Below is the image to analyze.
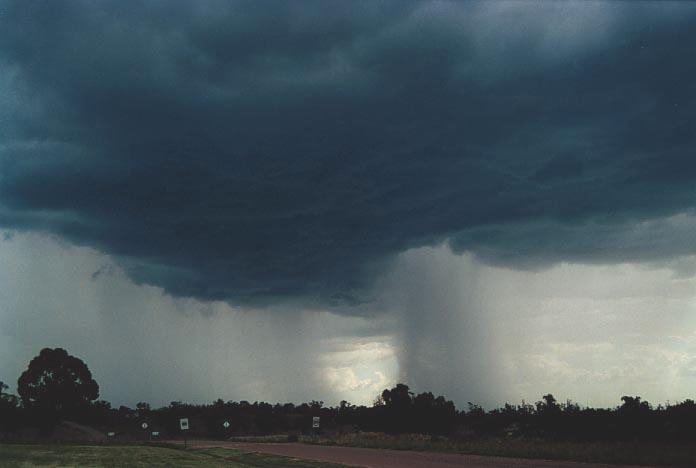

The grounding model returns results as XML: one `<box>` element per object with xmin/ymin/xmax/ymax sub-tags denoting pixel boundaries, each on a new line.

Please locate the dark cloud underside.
<box><xmin>2</xmin><ymin>1</ymin><xmax>696</xmax><ymax>305</ymax></box>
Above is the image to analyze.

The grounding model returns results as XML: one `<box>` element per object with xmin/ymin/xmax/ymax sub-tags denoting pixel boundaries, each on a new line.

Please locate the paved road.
<box><xmin>177</xmin><ymin>440</ymin><xmax>657</xmax><ymax>468</ymax></box>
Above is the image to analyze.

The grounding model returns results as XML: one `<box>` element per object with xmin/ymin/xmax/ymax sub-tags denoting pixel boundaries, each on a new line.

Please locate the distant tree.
<box><xmin>136</xmin><ymin>402</ymin><xmax>151</xmax><ymax>414</ymax></box>
<box><xmin>381</xmin><ymin>383</ymin><xmax>412</xmax><ymax>408</ymax></box>
<box><xmin>0</xmin><ymin>381</ymin><xmax>18</xmax><ymax>406</ymax></box>
<box><xmin>536</xmin><ymin>393</ymin><xmax>560</xmax><ymax>414</ymax></box>
<box><xmin>562</xmin><ymin>399</ymin><xmax>581</xmax><ymax>414</ymax></box>
<box><xmin>666</xmin><ymin>399</ymin><xmax>696</xmax><ymax>440</ymax></box>
<box><xmin>17</xmin><ymin>348</ymin><xmax>99</xmax><ymax>416</ymax></box>
<box><xmin>0</xmin><ymin>381</ymin><xmax>20</xmax><ymax>431</ymax></box>
<box><xmin>413</xmin><ymin>391</ymin><xmax>456</xmax><ymax>434</ymax></box>
<box><xmin>309</xmin><ymin>400</ymin><xmax>324</xmax><ymax>410</ymax></box>
<box><xmin>377</xmin><ymin>384</ymin><xmax>414</xmax><ymax>432</ymax></box>
<box><xmin>467</xmin><ymin>402</ymin><xmax>485</xmax><ymax>416</ymax></box>
<box><xmin>619</xmin><ymin>396</ymin><xmax>650</xmax><ymax>414</ymax></box>
<box><xmin>519</xmin><ymin>400</ymin><xmax>535</xmax><ymax>416</ymax></box>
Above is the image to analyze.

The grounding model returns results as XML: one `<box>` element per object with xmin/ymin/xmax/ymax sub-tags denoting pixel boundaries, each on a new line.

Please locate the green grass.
<box><xmin>301</xmin><ymin>433</ymin><xmax>696</xmax><ymax>466</ymax></box>
<box><xmin>0</xmin><ymin>444</ymin><xmax>345</xmax><ymax>467</ymax></box>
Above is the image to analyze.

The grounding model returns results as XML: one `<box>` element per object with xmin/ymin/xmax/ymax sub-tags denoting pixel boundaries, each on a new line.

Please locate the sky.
<box><xmin>2</xmin><ymin>0</ymin><xmax>696</xmax><ymax>409</ymax></box>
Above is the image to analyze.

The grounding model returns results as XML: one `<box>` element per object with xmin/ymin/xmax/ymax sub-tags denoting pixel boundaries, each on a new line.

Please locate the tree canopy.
<box><xmin>17</xmin><ymin>348</ymin><xmax>99</xmax><ymax>414</ymax></box>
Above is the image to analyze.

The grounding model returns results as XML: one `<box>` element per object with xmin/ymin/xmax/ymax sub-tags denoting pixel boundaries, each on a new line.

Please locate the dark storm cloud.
<box><xmin>2</xmin><ymin>1</ymin><xmax>696</xmax><ymax>305</ymax></box>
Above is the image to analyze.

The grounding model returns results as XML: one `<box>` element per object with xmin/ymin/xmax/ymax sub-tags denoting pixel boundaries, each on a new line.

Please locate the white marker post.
<box><xmin>312</xmin><ymin>416</ymin><xmax>320</xmax><ymax>435</ymax></box>
<box><xmin>180</xmin><ymin>418</ymin><xmax>190</xmax><ymax>448</ymax></box>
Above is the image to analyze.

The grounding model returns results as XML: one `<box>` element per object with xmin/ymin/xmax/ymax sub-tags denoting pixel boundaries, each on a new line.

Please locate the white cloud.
<box><xmin>319</xmin><ymin>337</ymin><xmax>397</xmax><ymax>404</ymax></box>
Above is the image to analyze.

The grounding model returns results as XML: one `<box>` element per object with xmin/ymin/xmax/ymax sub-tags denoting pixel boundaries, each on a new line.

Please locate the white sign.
<box><xmin>107</xmin><ymin>432</ymin><xmax>115</xmax><ymax>437</ymax></box>
<box><xmin>141</xmin><ymin>422</ymin><xmax>148</xmax><ymax>429</ymax></box>
<box><xmin>312</xmin><ymin>416</ymin><xmax>320</xmax><ymax>428</ymax></box>
<box><xmin>179</xmin><ymin>418</ymin><xmax>190</xmax><ymax>431</ymax></box>
<box><xmin>151</xmin><ymin>431</ymin><xmax>159</xmax><ymax>437</ymax></box>
<box><xmin>223</xmin><ymin>421</ymin><xmax>230</xmax><ymax>428</ymax></box>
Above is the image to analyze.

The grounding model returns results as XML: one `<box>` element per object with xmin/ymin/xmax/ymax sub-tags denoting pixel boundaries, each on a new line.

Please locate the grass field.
<box><xmin>301</xmin><ymin>433</ymin><xmax>696</xmax><ymax>466</ymax></box>
<box><xmin>0</xmin><ymin>444</ymin><xmax>346</xmax><ymax>467</ymax></box>
<box><xmin>228</xmin><ymin>435</ymin><xmax>292</xmax><ymax>443</ymax></box>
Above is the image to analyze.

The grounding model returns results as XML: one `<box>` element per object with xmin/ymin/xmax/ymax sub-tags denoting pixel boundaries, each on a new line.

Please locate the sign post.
<box><xmin>312</xmin><ymin>416</ymin><xmax>320</xmax><ymax>435</ymax></box>
<box><xmin>179</xmin><ymin>418</ymin><xmax>190</xmax><ymax>449</ymax></box>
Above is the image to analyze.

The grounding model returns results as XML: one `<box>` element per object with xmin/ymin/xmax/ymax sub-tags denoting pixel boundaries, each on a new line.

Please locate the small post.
<box><xmin>179</xmin><ymin>417</ymin><xmax>190</xmax><ymax>449</ymax></box>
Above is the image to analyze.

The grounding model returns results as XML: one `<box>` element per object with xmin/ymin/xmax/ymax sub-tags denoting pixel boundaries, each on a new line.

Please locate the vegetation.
<box><xmin>3</xmin><ymin>348</ymin><xmax>696</xmax><ymax>466</ymax></box>
<box><xmin>12</xmin><ymin>348</ymin><xmax>99</xmax><ymax>435</ymax></box>
<box><xmin>301</xmin><ymin>433</ymin><xmax>696</xmax><ymax>466</ymax></box>
<box><xmin>0</xmin><ymin>444</ymin><xmax>344</xmax><ymax>467</ymax></box>
<box><xmin>17</xmin><ymin>348</ymin><xmax>99</xmax><ymax>412</ymax></box>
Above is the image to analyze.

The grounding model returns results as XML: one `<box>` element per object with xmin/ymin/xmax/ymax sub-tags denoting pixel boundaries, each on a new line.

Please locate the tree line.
<box><xmin>2</xmin><ymin>348</ymin><xmax>696</xmax><ymax>441</ymax></box>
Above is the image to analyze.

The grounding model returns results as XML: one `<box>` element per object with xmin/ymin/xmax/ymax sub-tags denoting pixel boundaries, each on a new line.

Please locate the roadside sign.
<box><xmin>141</xmin><ymin>422</ymin><xmax>148</xmax><ymax>429</ymax></box>
<box><xmin>107</xmin><ymin>432</ymin><xmax>115</xmax><ymax>437</ymax></box>
<box><xmin>179</xmin><ymin>418</ymin><xmax>190</xmax><ymax>431</ymax></box>
<box><xmin>223</xmin><ymin>421</ymin><xmax>230</xmax><ymax>429</ymax></box>
<box><xmin>151</xmin><ymin>431</ymin><xmax>159</xmax><ymax>437</ymax></box>
<box><xmin>312</xmin><ymin>416</ymin><xmax>320</xmax><ymax>428</ymax></box>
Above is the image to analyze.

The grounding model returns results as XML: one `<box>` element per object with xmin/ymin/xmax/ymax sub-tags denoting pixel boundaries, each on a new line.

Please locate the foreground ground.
<box><xmin>0</xmin><ymin>440</ymin><xmax>687</xmax><ymax>467</ymax></box>
<box><xmin>226</xmin><ymin>434</ymin><xmax>695</xmax><ymax>467</ymax></box>
<box><xmin>0</xmin><ymin>444</ymin><xmax>347</xmax><ymax>467</ymax></box>
<box><xmin>178</xmin><ymin>440</ymin><xmax>663</xmax><ymax>468</ymax></box>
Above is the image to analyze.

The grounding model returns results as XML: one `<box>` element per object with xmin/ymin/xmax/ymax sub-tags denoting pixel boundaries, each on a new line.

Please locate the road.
<box><xmin>177</xmin><ymin>440</ymin><xmax>657</xmax><ymax>468</ymax></box>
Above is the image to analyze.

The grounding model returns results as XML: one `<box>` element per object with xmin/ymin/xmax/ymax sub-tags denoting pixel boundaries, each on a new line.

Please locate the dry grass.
<box><xmin>0</xmin><ymin>444</ymin><xmax>344</xmax><ymax>467</ymax></box>
<box><xmin>301</xmin><ymin>433</ymin><xmax>696</xmax><ymax>466</ymax></box>
<box><xmin>227</xmin><ymin>434</ymin><xmax>293</xmax><ymax>443</ymax></box>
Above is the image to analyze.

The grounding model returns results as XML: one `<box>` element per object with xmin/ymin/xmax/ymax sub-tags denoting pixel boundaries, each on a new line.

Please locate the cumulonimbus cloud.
<box><xmin>2</xmin><ymin>1</ymin><xmax>696</xmax><ymax>307</ymax></box>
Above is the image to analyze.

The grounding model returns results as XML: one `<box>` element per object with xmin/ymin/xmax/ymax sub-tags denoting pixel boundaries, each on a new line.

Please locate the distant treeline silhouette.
<box><xmin>2</xmin><ymin>348</ymin><xmax>696</xmax><ymax>441</ymax></box>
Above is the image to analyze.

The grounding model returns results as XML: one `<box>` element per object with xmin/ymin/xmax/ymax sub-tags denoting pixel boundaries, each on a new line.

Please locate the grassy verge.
<box><xmin>198</xmin><ymin>447</ymin><xmax>347</xmax><ymax>467</ymax></box>
<box><xmin>0</xmin><ymin>444</ymin><xmax>345</xmax><ymax>467</ymax></box>
<box><xmin>300</xmin><ymin>433</ymin><xmax>696</xmax><ymax>466</ymax></box>
<box><xmin>227</xmin><ymin>434</ymin><xmax>293</xmax><ymax>443</ymax></box>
